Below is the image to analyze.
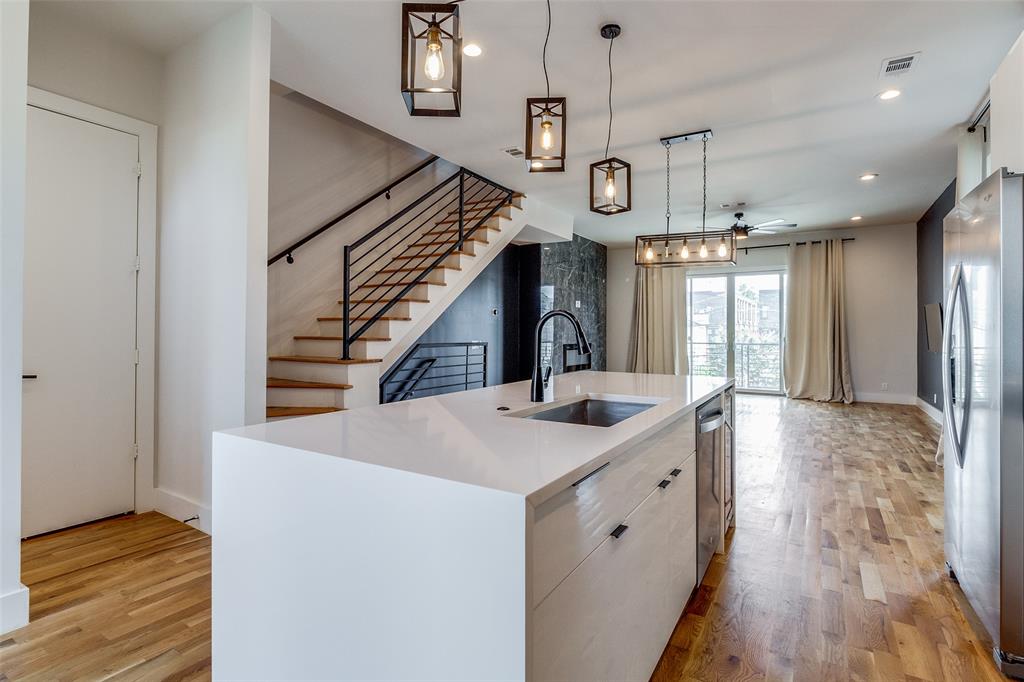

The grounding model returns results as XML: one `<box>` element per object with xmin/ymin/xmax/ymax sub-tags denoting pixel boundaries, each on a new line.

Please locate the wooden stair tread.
<box><xmin>392</xmin><ymin>250</ymin><xmax>468</xmax><ymax>261</ymax></box>
<box><xmin>317</xmin><ymin>314</ymin><xmax>413</xmax><ymax>321</ymax></box>
<box><xmin>342</xmin><ymin>296</ymin><xmax>429</xmax><ymax>304</ymax></box>
<box><xmin>267</xmin><ymin>377</ymin><xmax>353</xmax><ymax>390</ymax></box>
<box><xmin>295</xmin><ymin>335</ymin><xmax>390</xmax><ymax>342</ymax></box>
<box><xmin>378</xmin><ymin>264</ymin><xmax>461</xmax><ymax>274</ymax></box>
<box><xmin>414</xmin><ymin>235</ymin><xmax>488</xmax><ymax>247</ymax></box>
<box><xmin>360</xmin><ymin>281</ymin><xmax>447</xmax><ymax>289</ymax></box>
<box><xmin>267</xmin><ymin>406</ymin><xmax>343</xmax><ymax>418</ymax></box>
<box><xmin>425</xmin><ymin>223</ymin><xmax>501</xmax><ymax>234</ymax></box>
<box><xmin>269</xmin><ymin>355</ymin><xmax>382</xmax><ymax>365</ymax></box>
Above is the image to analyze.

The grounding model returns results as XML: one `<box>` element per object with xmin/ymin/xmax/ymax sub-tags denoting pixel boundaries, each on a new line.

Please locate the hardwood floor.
<box><xmin>0</xmin><ymin>512</ymin><xmax>210</xmax><ymax>681</ymax></box>
<box><xmin>652</xmin><ymin>395</ymin><xmax>1005</xmax><ymax>682</ymax></box>
<box><xmin>0</xmin><ymin>396</ymin><xmax>1005</xmax><ymax>681</ymax></box>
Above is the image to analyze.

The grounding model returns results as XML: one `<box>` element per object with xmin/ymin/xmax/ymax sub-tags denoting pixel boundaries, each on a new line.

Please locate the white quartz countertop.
<box><xmin>221</xmin><ymin>371</ymin><xmax>733</xmax><ymax>503</ymax></box>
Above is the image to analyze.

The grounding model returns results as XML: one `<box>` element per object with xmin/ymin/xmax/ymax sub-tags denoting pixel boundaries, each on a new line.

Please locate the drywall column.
<box><xmin>0</xmin><ymin>0</ymin><xmax>30</xmax><ymax>635</ymax></box>
<box><xmin>157</xmin><ymin>6</ymin><xmax>270</xmax><ymax>533</ymax></box>
<box><xmin>990</xmin><ymin>31</ymin><xmax>1024</xmax><ymax>174</ymax></box>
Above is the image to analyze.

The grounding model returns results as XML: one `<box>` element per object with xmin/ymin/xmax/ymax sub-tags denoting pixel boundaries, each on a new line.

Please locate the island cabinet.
<box><xmin>529</xmin><ymin>414</ymin><xmax>697</xmax><ymax>682</ymax></box>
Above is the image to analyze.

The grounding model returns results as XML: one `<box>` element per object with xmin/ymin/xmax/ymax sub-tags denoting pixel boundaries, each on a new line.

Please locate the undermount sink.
<box><xmin>518</xmin><ymin>397</ymin><xmax>657</xmax><ymax>428</ymax></box>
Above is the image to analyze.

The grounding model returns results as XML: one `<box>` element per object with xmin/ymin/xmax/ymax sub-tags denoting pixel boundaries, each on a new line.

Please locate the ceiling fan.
<box><xmin>730</xmin><ymin>212</ymin><xmax>797</xmax><ymax>239</ymax></box>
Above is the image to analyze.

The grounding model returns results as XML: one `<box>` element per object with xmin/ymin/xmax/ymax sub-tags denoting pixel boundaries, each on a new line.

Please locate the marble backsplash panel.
<box><xmin>541</xmin><ymin>234</ymin><xmax>607</xmax><ymax>374</ymax></box>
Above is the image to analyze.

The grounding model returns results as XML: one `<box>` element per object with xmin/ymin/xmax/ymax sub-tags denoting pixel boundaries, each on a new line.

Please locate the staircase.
<box><xmin>266</xmin><ymin>165</ymin><xmax>524</xmax><ymax>419</ymax></box>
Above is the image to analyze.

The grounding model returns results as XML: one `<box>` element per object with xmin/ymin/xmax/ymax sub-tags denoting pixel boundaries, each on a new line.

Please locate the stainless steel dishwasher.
<box><xmin>696</xmin><ymin>396</ymin><xmax>725</xmax><ymax>583</ymax></box>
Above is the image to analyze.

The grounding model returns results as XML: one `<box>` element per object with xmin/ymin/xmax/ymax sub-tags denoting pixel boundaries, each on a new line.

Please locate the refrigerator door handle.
<box><xmin>941</xmin><ymin>263</ymin><xmax>971</xmax><ymax>469</ymax></box>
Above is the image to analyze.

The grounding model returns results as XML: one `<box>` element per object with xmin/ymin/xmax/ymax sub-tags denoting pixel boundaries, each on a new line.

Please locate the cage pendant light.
<box><xmin>525</xmin><ymin>0</ymin><xmax>566</xmax><ymax>172</ymax></box>
<box><xmin>635</xmin><ymin>129</ymin><xmax>736</xmax><ymax>267</ymax></box>
<box><xmin>590</xmin><ymin>24</ymin><xmax>631</xmax><ymax>214</ymax></box>
<box><xmin>401</xmin><ymin>3</ymin><xmax>462</xmax><ymax>117</ymax></box>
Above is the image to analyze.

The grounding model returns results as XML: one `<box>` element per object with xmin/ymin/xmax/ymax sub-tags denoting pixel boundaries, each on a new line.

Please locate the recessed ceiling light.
<box><xmin>878</xmin><ymin>89</ymin><xmax>901</xmax><ymax>101</ymax></box>
<box><xmin>530</xmin><ymin>161</ymin><xmax>543</xmax><ymax>169</ymax></box>
<box><xmin>463</xmin><ymin>43</ymin><xmax>482</xmax><ymax>57</ymax></box>
<box><xmin>860</xmin><ymin>173</ymin><xmax>879</xmax><ymax>181</ymax></box>
<box><xmin>851</xmin><ymin>215</ymin><xmax>863</xmax><ymax>221</ymax></box>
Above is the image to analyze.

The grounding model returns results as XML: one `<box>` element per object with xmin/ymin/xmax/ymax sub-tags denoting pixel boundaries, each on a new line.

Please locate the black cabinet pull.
<box><xmin>610</xmin><ymin>524</ymin><xmax>629</xmax><ymax>539</ymax></box>
<box><xmin>571</xmin><ymin>462</ymin><xmax>610</xmax><ymax>487</ymax></box>
<box><xmin>669</xmin><ymin>468</ymin><xmax>681</xmax><ymax>477</ymax></box>
<box><xmin>658</xmin><ymin>479</ymin><xmax>671</xmax><ymax>489</ymax></box>
<box><xmin>22</xmin><ymin>374</ymin><xmax>37</xmax><ymax>379</ymax></box>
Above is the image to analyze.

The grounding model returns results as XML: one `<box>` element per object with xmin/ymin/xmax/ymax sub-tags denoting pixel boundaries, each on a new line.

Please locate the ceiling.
<box><xmin>266</xmin><ymin>1</ymin><xmax>1023</xmax><ymax>246</ymax></box>
<box><xmin>43</xmin><ymin>1</ymin><xmax>1024</xmax><ymax>246</ymax></box>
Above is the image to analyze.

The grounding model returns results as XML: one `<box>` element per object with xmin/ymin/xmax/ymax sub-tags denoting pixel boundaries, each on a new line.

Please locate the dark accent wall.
<box><xmin>401</xmin><ymin>235</ymin><xmax>608</xmax><ymax>391</ymax></box>
<box><xmin>917</xmin><ymin>179</ymin><xmax>956</xmax><ymax>411</ymax></box>
<box><xmin>410</xmin><ymin>246</ymin><xmax>530</xmax><ymax>386</ymax></box>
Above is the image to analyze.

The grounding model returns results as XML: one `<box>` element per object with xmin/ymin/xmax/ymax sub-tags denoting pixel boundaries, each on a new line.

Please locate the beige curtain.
<box><xmin>627</xmin><ymin>266</ymin><xmax>689</xmax><ymax>375</ymax></box>
<box><xmin>783</xmin><ymin>239</ymin><xmax>853</xmax><ymax>402</ymax></box>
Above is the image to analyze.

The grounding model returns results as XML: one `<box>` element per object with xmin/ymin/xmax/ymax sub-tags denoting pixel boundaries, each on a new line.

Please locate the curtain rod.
<box><xmin>740</xmin><ymin>237</ymin><xmax>855</xmax><ymax>253</ymax></box>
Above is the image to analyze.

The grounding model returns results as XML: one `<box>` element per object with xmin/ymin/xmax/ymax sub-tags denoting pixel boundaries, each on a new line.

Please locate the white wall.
<box><xmin>990</xmin><ymin>30</ymin><xmax>1024</xmax><ymax>175</ymax></box>
<box><xmin>267</xmin><ymin>84</ymin><xmax>453</xmax><ymax>355</ymax></box>
<box><xmin>27</xmin><ymin>1</ymin><xmax>163</xmax><ymax>125</ymax></box>
<box><xmin>157</xmin><ymin>6</ymin><xmax>271</xmax><ymax>532</ymax></box>
<box><xmin>0</xmin><ymin>0</ymin><xmax>30</xmax><ymax>635</ymax></box>
<box><xmin>607</xmin><ymin>224</ymin><xmax>919</xmax><ymax>403</ymax></box>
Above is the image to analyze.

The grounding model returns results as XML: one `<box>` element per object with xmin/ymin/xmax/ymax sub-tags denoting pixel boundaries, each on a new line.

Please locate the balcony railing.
<box><xmin>689</xmin><ymin>341</ymin><xmax>782</xmax><ymax>392</ymax></box>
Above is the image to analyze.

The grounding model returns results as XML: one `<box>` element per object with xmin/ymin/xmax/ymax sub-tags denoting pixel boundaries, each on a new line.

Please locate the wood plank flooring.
<box><xmin>652</xmin><ymin>396</ymin><xmax>1005</xmax><ymax>681</ymax></box>
<box><xmin>0</xmin><ymin>512</ymin><xmax>210</xmax><ymax>681</ymax></box>
<box><xmin>0</xmin><ymin>396</ymin><xmax>1006</xmax><ymax>681</ymax></box>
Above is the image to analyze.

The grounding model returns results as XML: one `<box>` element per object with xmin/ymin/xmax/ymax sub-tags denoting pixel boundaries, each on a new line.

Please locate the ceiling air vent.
<box><xmin>879</xmin><ymin>52</ymin><xmax>919</xmax><ymax>78</ymax></box>
<box><xmin>502</xmin><ymin>146</ymin><xmax>525</xmax><ymax>159</ymax></box>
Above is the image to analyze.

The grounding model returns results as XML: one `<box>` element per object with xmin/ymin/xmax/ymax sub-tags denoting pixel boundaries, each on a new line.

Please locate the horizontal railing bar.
<box><xmin>268</xmin><ymin>154</ymin><xmax>439</xmax><ymax>266</ymax></box>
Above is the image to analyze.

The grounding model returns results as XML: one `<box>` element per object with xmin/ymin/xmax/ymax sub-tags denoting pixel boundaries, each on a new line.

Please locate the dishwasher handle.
<box><xmin>699</xmin><ymin>410</ymin><xmax>725</xmax><ymax>433</ymax></box>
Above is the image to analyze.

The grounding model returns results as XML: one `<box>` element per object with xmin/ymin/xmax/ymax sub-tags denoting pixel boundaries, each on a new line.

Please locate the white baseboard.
<box><xmin>855</xmin><ymin>392</ymin><xmax>916</xmax><ymax>405</ymax></box>
<box><xmin>0</xmin><ymin>584</ymin><xmax>29</xmax><ymax>635</ymax></box>
<box><xmin>154</xmin><ymin>487</ymin><xmax>212</xmax><ymax>535</ymax></box>
<box><xmin>916</xmin><ymin>397</ymin><xmax>943</xmax><ymax>424</ymax></box>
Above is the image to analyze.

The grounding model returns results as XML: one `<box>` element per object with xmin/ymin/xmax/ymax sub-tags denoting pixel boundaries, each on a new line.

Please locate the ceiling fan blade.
<box><xmin>757</xmin><ymin>229</ymin><xmax>778</xmax><ymax>234</ymax></box>
<box><xmin>753</xmin><ymin>218</ymin><xmax>787</xmax><ymax>228</ymax></box>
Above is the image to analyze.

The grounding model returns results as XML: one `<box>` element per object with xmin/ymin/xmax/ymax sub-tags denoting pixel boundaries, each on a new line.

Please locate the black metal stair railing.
<box><xmin>380</xmin><ymin>342</ymin><xmax>487</xmax><ymax>403</ymax></box>
<box><xmin>342</xmin><ymin>167</ymin><xmax>513</xmax><ymax>359</ymax></box>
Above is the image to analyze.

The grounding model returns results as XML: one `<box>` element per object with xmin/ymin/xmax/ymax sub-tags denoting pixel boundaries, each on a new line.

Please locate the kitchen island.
<box><xmin>212</xmin><ymin>371</ymin><xmax>734</xmax><ymax>681</ymax></box>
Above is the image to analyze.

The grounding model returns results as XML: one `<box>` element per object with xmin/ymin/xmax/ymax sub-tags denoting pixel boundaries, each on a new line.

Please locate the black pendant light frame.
<box><xmin>590</xmin><ymin>23</ymin><xmax>631</xmax><ymax>214</ymax></box>
<box><xmin>401</xmin><ymin>3</ymin><xmax>463</xmax><ymax>117</ymax></box>
<box><xmin>525</xmin><ymin>0</ymin><xmax>567</xmax><ymax>172</ymax></box>
<box><xmin>635</xmin><ymin>128</ymin><xmax>737</xmax><ymax>267</ymax></box>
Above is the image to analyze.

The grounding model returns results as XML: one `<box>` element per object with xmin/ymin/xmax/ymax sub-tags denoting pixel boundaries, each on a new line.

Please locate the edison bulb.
<box><xmin>699</xmin><ymin>239</ymin><xmax>708</xmax><ymax>258</ymax></box>
<box><xmin>681</xmin><ymin>241</ymin><xmax>690</xmax><ymax>259</ymax></box>
<box><xmin>540</xmin><ymin>113</ymin><xmax>554</xmax><ymax>151</ymax></box>
<box><xmin>717</xmin><ymin>238</ymin><xmax>727</xmax><ymax>257</ymax></box>
<box><xmin>424</xmin><ymin>26</ymin><xmax>445</xmax><ymax>81</ymax></box>
<box><xmin>644</xmin><ymin>244</ymin><xmax>654</xmax><ymax>261</ymax></box>
<box><xmin>604</xmin><ymin>170</ymin><xmax>617</xmax><ymax>200</ymax></box>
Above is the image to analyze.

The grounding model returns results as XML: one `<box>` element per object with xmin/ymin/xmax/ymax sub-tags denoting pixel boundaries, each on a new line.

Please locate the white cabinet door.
<box><xmin>666</xmin><ymin>452</ymin><xmax>697</xmax><ymax>614</ymax></box>
<box><xmin>531</xmin><ymin>414</ymin><xmax>695</xmax><ymax>606</ymax></box>
<box><xmin>533</xmin><ymin>487</ymin><xmax>670</xmax><ymax>682</ymax></box>
<box><xmin>22</xmin><ymin>105</ymin><xmax>138</xmax><ymax>537</ymax></box>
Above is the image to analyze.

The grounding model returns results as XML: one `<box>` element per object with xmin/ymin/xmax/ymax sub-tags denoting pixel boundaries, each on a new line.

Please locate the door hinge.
<box><xmin>133</xmin><ymin>162</ymin><xmax>142</xmax><ymax>178</ymax></box>
<box><xmin>134</xmin><ymin>255</ymin><xmax>141</xmax><ymax>272</ymax></box>
<box><xmin>132</xmin><ymin>443</ymin><xmax>139</xmax><ymax>461</ymax></box>
<box><xmin>134</xmin><ymin>348</ymin><xmax>140</xmax><ymax>365</ymax></box>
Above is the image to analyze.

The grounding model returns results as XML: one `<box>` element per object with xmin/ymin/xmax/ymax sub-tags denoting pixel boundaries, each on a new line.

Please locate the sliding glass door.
<box><xmin>687</xmin><ymin>270</ymin><xmax>785</xmax><ymax>394</ymax></box>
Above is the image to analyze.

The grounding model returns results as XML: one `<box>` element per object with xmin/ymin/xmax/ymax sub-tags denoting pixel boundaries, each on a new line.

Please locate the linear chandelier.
<box><xmin>635</xmin><ymin>129</ymin><xmax>736</xmax><ymax>267</ymax></box>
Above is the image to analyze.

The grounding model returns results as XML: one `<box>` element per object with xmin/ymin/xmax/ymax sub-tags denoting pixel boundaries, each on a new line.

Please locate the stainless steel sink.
<box><xmin>520</xmin><ymin>398</ymin><xmax>655</xmax><ymax>427</ymax></box>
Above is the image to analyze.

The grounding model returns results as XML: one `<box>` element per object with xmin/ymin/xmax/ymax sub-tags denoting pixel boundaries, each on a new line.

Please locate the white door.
<box><xmin>22</xmin><ymin>105</ymin><xmax>139</xmax><ymax>537</ymax></box>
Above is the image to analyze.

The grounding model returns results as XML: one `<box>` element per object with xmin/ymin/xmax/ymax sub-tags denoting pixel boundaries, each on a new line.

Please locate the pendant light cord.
<box><xmin>665</xmin><ymin>142</ymin><xmax>671</xmax><ymax>234</ymax></box>
<box><xmin>542</xmin><ymin>0</ymin><xmax>551</xmax><ymax>99</ymax></box>
<box><xmin>701</xmin><ymin>134</ymin><xmax>708</xmax><ymax>234</ymax></box>
<box><xmin>604</xmin><ymin>35</ymin><xmax>615</xmax><ymax>160</ymax></box>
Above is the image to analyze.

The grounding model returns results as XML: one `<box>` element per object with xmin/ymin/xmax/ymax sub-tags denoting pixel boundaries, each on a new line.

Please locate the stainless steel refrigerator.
<box><xmin>943</xmin><ymin>168</ymin><xmax>1024</xmax><ymax>676</ymax></box>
